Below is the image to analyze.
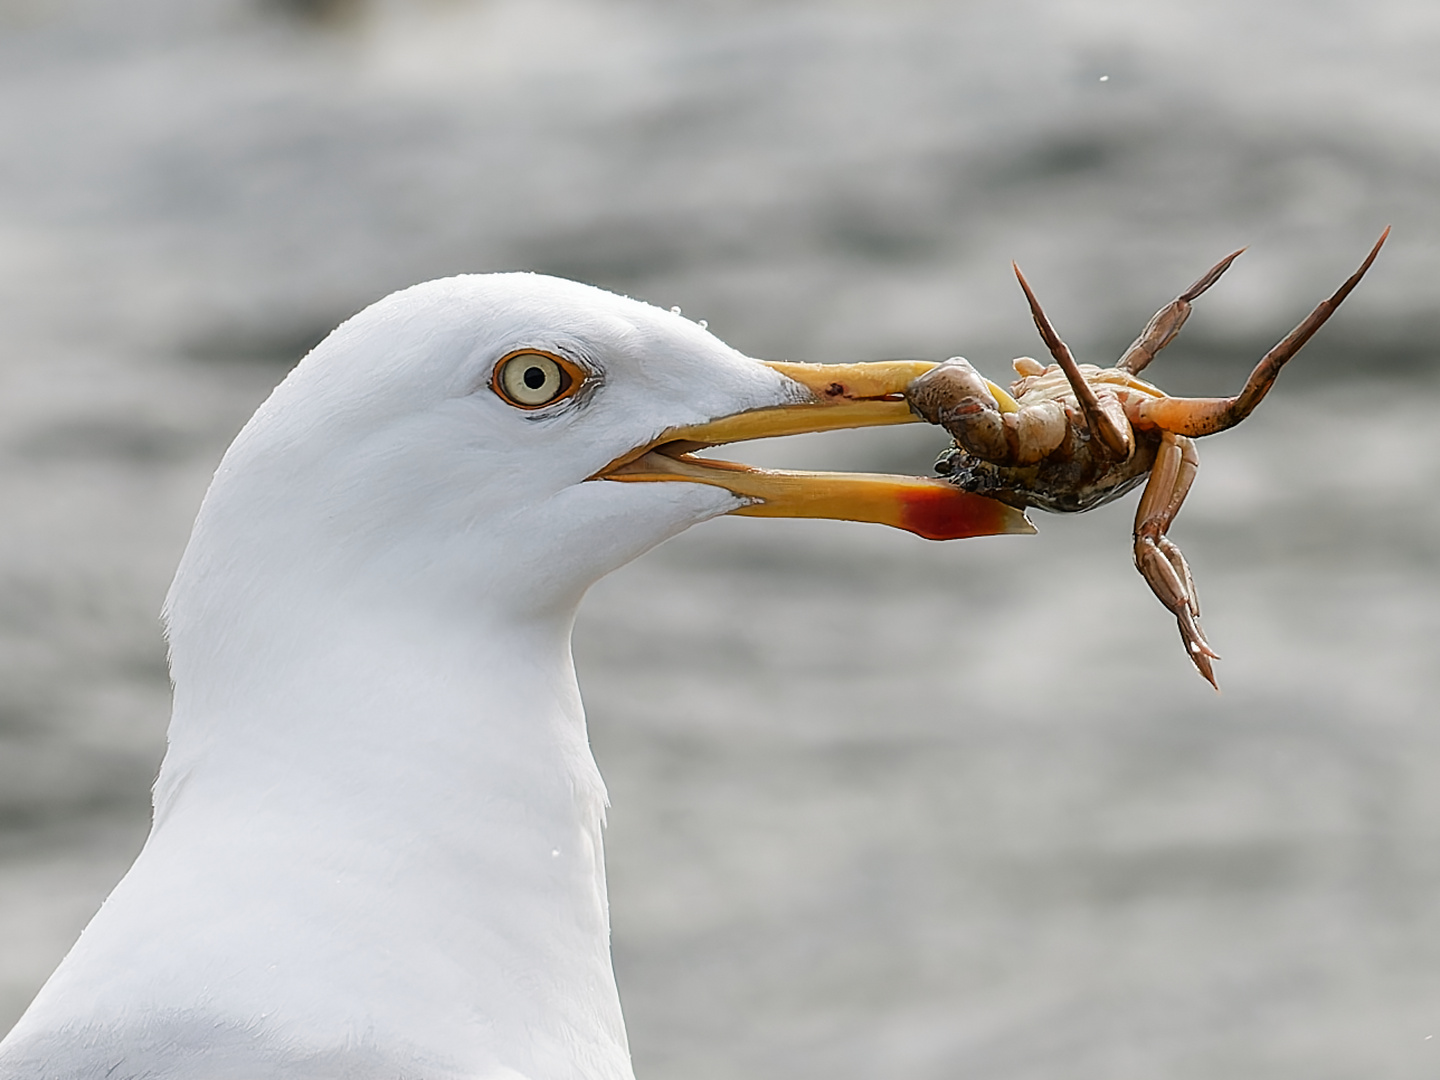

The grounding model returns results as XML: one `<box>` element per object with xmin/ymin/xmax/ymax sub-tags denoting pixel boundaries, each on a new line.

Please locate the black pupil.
<box><xmin>523</xmin><ymin>364</ymin><xmax>548</xmax><ymax>390</ymax></box>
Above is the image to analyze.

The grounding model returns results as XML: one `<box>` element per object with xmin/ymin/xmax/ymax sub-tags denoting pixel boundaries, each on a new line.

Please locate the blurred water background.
<box><xmin>2</xmin><ymin>1</ymin><xmax>1439</xmax><ymax>1076</ymax></box>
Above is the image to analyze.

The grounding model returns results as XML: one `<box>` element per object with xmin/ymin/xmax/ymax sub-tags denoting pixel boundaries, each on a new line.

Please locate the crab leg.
<box><xmin>1133</xmin><ymin>432</ymin><xmax>1218</xmax><ymax>688</ymax></box>
<box><xmin>1012</xmin><ymin>263</ymin><xmax>1133</xmax><ymax>459</ymax></box>
<box><xmin>1137</xmin><ymin>228</ymin><xmax>1390</xmax><ymax>437</ymax></box>
<box><xmin>1116</xmin><ymin>248</ymin><xmax>1245</xmax><ymax>375</ymax></box>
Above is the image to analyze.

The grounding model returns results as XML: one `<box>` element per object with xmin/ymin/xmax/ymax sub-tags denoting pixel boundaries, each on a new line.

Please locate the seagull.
<box><xmin>0</xmin><ymin>274</ymin><xmax>1030</xmax><ymax>1079</ymax></box>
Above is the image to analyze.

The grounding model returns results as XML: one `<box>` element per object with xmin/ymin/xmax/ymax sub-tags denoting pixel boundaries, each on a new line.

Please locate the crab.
<box><xmin>906</xmin><ymin>229</ymin><xmax>1389</xmax><ymax>688</ymax></box>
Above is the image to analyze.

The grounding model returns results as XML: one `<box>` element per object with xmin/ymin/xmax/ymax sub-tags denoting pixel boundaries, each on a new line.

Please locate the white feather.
<box><xmin>0</xmin><ymin>274</ymin><xmax>807</xmax><ymax>1080</ymax></box>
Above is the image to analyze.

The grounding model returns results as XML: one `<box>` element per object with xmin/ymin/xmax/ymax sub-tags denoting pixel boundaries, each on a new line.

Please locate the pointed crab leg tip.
<box><xmin>1013</xmin><ymin>263</ymin><xmax>1041</xmax><ymax>304</ymax></box>
<box><xmin>1332</xmin><ymin>227</ymin><xmax>1390</xmax><ymax>301</ymax></box>
<box><xmin>1179</xmin><ymin>247</ymin><xmax>1247</xmax><ymax>302</ymax></box>
<box><xmin>1215</xmin><ymin>246</ymin><xmax>1248</xmax><ymax>271</ymax></box>
<box><xmin>1189</xmin><ymin>650</ymin><xmax>1221</xmax><ymax>690</ymax></box>
<box><xmin>1363</xmin><ymin>226</ymin><xmax>1391</xmax><ymax>266</ymax></box>
<box><xmin>1278</xmin><ymin>228</ymin><xmax>1391</xmax><ymax>346</ymax></box>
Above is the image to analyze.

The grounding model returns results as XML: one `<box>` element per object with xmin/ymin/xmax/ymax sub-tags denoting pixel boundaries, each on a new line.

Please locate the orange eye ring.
<box><xmin>491</xmin><ymin>349</ymin><xmax>588</xmax><ymax>410</ymax></box>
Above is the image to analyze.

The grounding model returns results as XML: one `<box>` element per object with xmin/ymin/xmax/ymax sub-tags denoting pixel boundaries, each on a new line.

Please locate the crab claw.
<box><xmin>907</xmin><ymin>357</ymin><xmax>1011</xmax><ymax>461</ymax></box>
<box><xmin>1137</xmin><ymin>228</ymin><xmax>1389</xmax><ymax>437</ymax></box>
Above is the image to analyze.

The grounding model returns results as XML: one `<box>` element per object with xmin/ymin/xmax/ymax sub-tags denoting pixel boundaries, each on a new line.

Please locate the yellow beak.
<box><xmin>595</xmin><ymin>360</ymin><xmax>1034</xmax><ymax>541</ymax></box>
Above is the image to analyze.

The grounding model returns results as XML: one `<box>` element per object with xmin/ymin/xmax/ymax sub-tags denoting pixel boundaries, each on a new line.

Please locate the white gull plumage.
<box><xmin>0</xmin><ymin>274</ymin><xmax>1026</xmax><ymax>1079</ymax></box>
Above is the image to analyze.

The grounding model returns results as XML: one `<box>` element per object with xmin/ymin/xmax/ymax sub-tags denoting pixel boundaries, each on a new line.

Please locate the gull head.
<box><xmin>167</xmin><ymin>272</ymin><xmax>1029</xmax><ymax>635</ymax></box>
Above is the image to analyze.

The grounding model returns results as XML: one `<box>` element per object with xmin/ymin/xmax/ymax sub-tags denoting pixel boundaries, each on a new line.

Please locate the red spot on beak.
<box><xmin>900</xmin><ymin>486</ymin><xmax>1022</xmax><ymax>540</ymax></box>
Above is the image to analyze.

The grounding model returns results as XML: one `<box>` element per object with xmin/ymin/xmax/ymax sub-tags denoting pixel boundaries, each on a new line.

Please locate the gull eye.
<box><xmin>492</xmin><ymin>350</ymin><xmax>584</xmax><ymax>409</ymax></box>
